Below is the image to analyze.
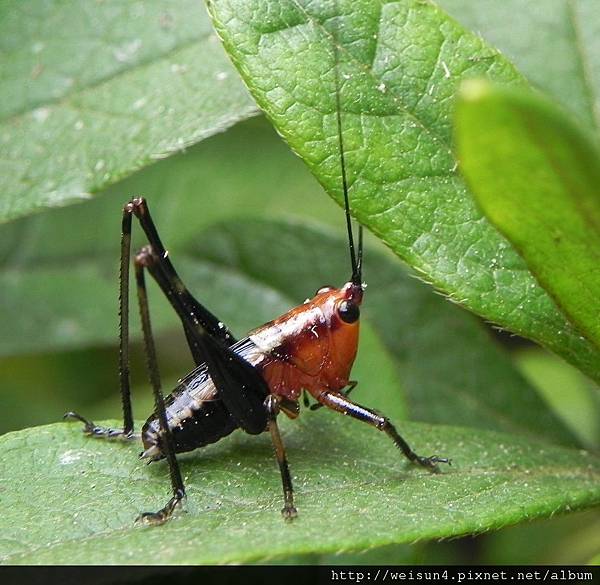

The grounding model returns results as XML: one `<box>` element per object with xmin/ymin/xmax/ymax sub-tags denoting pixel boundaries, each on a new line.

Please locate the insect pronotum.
<box><xmin>64</xmin><ymin>5</ymin><xmax>450</xmax><ymax>525</ymax></box>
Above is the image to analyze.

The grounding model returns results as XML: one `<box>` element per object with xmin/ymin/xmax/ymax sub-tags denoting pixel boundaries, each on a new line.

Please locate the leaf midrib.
<box><xmin>270</xmin><ymin>0</ymin><xmax>456</xmax><ymax>154</ymax></box>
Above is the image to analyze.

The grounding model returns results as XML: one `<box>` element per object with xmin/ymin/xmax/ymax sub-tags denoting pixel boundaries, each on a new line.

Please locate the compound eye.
<box><xmin>316</xmin><ymin>285</ymin><xmax>335</xmax><ymax>296</ymax></box>
<box><xmin>338</xmin><ymin>300</ymin><xmax>360</xmax><ymax>324</ymax></box>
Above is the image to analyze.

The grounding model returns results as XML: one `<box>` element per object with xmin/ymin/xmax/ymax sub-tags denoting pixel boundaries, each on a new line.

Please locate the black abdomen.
<box><xmin>141</xmin><ymin>365</ymin><xmax>238</xmax><ymax>460</ymax></box>
<box><xmin>169</xmin><ymin>398</ymin><xmax>238</xmax><ymax>454</ymax></box>
<box><xmin>141</xmin><ymin>337</ymin><xmax>263</xmax><ymax>460</ymax></box>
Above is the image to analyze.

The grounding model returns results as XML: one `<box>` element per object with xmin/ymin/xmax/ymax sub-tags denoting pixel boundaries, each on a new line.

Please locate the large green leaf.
<box><xmin>455</xmin><ymin>82</ymin><xmax>600</xmax><ymax>352</ymax></box>
<box><xmin>0</xmin><ymin>0</ymin><xmax>257</xmax><ymax>223</ymax></box>
<box><xmin>438</xmin><ymin>0</ymin><xmax>600</xmax><ymax>130</ymax></box>
<box><xmin>205</xmin><ymin>0</ymin><xmax>600</xmax><ymax>383</ymax></box>
<box><xmin>0</xmin><ymin>417</ymin><xmax>597</xmax><ymax>564</ymax></box>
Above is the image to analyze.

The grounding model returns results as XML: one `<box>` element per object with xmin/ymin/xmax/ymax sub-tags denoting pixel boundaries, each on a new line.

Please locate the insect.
<box><xmin>64</xmin><ymin>21</ymin><xmax>450</xmax><ymax>526</ymax></box>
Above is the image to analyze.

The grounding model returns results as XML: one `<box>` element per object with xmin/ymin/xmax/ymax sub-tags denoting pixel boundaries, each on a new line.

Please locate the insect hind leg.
<box><xmin>63</xmin><ymin>412</ymin><xmax>138</xmax><ymax>440</ymax></box>
<box><xmin>133</xmin><ymin>252</ymin><xmax>186</xmax><ymax>525</ymax></box>
<box><xmin>65</xmin><ymin>196</ymin><xmax>234</xmax><ymax>440</ymax></box>
<box><xmin>64</xmin><ymin>205</ymin><xmax>137</xmax><ymax>439</ymax></box>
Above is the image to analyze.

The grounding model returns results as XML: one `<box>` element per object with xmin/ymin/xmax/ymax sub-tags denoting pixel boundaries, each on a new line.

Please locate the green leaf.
<box><xmin>438</xmin><ymin>0</ymin><xmax>600</xmax><ymax>130</ymax></box>
<box><xmin>0</xmin><ymin>0</ymin><xmax>257</xmax><ymax>223</ymax></box>
<box><xmin>205</xmin><ymin>0</ymin><xmax>600</xmax><ymax>383</ymax></box>
<box><xmin>455</xmin><ymin>81</ymin><xmax>600</xmax><ymax>352</ymax></box>
<box><xmin>0</xmin><ymin>418</ymin><xmax>598</xmax><ymax>564</ymax></box>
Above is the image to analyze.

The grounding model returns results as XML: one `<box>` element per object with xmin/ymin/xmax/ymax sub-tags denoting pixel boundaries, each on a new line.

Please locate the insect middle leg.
<box><xmin>309</xmin><ymin>380</ymin><xmax>357</xmax><ymax>411</ymax></box>
<box><xmin>317</xmin><ymin>391</ymin><xmax>450</xmax><ymax>472</ymax></box>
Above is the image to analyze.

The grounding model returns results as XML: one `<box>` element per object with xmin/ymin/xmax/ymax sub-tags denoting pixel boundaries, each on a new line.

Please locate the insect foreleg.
<box><xmin>265</xmin><ymin>395</ymin><xmax>297</xmax><ymax>521</ymax></box>
<box><xmin>310</xmin><ymin>380</ymin><xmax>357</xmax><ymax>411</ymax></box>
<box><xmin>134</xmin><ymin>256</ymin><xmax>185</xmax><ymax>525</ymax></box>
<box><xmin>317</xmin><ymin>392</ymin><xmax>451</xmax><ymax>472</ymax></box>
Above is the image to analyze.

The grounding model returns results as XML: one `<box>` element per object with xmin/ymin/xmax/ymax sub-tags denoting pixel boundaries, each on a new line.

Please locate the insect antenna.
<box><xmin>356</xmin><ymin>222</ymin><xmax>364</xmax><ymax>278</ymax></box>
<box><xmin>333</xmin><ymin>3</ymin><xmax>363</xmax><ymax>286</ymax></box>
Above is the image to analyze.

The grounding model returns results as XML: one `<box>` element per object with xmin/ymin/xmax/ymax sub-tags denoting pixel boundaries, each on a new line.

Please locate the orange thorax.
<box><xmin>249</xmin><ymin>283</ymin><xmax>362</xmax><ymax>400</ymax></box>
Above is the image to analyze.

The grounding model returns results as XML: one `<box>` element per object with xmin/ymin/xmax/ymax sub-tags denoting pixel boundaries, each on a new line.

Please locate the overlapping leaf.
<box><xmin>456</xmin><ymin>81</ymin><xmax>600</xmax><ymax>352</ymax></box>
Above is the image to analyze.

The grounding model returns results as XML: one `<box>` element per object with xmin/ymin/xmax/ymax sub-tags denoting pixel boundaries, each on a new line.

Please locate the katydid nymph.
<box><xmin>64</xmin><ymin>5</ymin><xmax>450</xmax><ymax>525</ymax></box>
